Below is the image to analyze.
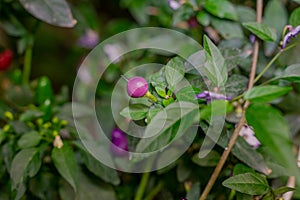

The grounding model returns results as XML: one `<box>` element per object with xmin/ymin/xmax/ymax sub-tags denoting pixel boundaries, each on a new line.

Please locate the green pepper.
<box><xmin>35</xmin><ymin>76</ymin><xmax>53</xmax><ymax>105</ymax></box>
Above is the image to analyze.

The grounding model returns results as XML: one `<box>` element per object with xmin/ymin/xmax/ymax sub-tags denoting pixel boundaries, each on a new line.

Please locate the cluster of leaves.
<box><xmin>1</xmin><ymin>0</ymin><xmax>300</xmax><ymax>200</ymax></box>
<box><xmin>0</xmin><ymin>74</ymin><xmax>121</xmax><ymax>199</ymax></box>
<box><xmin>119</xmin><ymin>0</ymin><xmax>300</xmax><ymax>199</ymax></box>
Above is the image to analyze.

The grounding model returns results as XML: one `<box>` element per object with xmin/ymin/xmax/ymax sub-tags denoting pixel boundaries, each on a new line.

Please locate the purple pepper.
<box><xmin>111</xmin><ymin>128</ymin><xmax>129</xmax><ymax>156</ymax></box>
<box><xmin>126</xmin><ymin>76</ymin><xmax>149</xmax><ymax>98</ymax></box>
<box><xmin>77</xmin><ymin>29</ymin><xmax>99</xmax><ymax>49</ymax></box>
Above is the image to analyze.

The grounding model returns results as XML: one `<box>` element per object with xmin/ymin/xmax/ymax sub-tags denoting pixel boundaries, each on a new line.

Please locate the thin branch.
<box><xmin>199</xmin><ymin>115</ymin><xmax>246</xmax><ymax>200</ymax></box>
<box><xmin>199</xmin><ymin>1</ymin><xmax>263</xmax><ymax>199</ymax></box>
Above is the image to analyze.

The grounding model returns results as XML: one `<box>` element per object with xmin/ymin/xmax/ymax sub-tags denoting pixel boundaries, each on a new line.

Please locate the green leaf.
<box><xmin>211</xmin><ymin>18</ymin><xmax>244</xmax><ymax>39</ymax></box>
<box><xmin>59</xmin><ymin>170</ymin><xmax>117</xmax><ymax>200</ymax></box>
<box><xmin>186</xmin><ymin>182</ymin><xmax>201</xmax><ymax>200</ymax></box>
<box><xmin>120</xmin><ymin>104</ymin><xmax>149</xmax><ymax>120</ymax></box>
<box><xmin>244</xmin><ymin>85</ymin><xmax>291</xmax><ymax>102</ymax></box>
<box><xmin>176</xmin><ymin>86</ymin><xmax>199</xmax><ymax>103</ymax></box>
<box><xmin>19</xmin><ymin>110</ymin><xmax>43</xmax><ymax>122</ymax></box>
<box><xmin>150</xmin><ymin>69</ymin><xmax>167</xmax><ymax>88</ymax></box>
<box><xmin>19</xmin><ymin>0</ymin><xmax>77</xmax><ymax>27</ymax></box>
<box><xmin>221</xmin><ymin>47</ymin><xmax>251</xmax><ymax>72</ymax></box>
<box><xmin>217</xmin><ymin>131</ymin><xmax>271</xmax><ymax>175</ymax></box>
<box><xmin>185</xmin><ymin>50</ymin><xmax>206</xmax><ymax>75</ymax></box>
<box><xmin>147</xmin><ymin>106</ymin><xmax>163</xmax><ymax>123</ymax></box>
<box><xmin>136</xmin><ymin>101</ymin><xmax>198</xmax><ymax>153</ymax></box>
<box><xmin>290</xmin><ymin>7</ymin><xmax>300</xmax><ymax>27</ymax></box>
<box><xmin>246</xmin><ymin>104</ymin><xmax>300</xmax><ymax>185</ymax></box>
<box><xmin>192</xmin><ymin>150</ymin><xmax>220</xmax><ymax>167</ymax></box>
<box><xmin>172</xmin><ymin>4</ymin><xmax>195</xmax><ymax>25</ymax></box>
<box><xmin>236</xmin><ymin>192</ymin><xmax>253</xmax><ymax>200</ymax></box>
<box><xmin>196</xmin><ymin>11</ymin><xmax>210</xmax><ymax>26</ymax></box>
<box><xmin>203</xmin><ymin>35</ymin><xmax>227</xmax><ymax>86</ymax></box>
<box><xmin>162</xmin><ymin>97</ymin><xmax>175</xmax><ymax>107</ymax></box>
<box><xmin>236</xmin><ymin>6</ymin><xmax>256</xmax><ymax>23</ymax></box>
<box><xmin>176</xmin><ymin>162</ymin><xmax>191</xmax><ymax>182</ymax></box>
<box><xmin>165</xmin><ymin>57</ymin><xmax>185</xmax><ymax>87</ymax></box>
<box><xmin>155</xmin><ymin>86</ymin><xmax>166</xmax><ymax>98</ymax></box>
<box><xmin>273</xmin><ymin>186</ymin><xmax>295</xmax><ymax>195</ymax></box>
<box><xmin>270</xmin><ymin>64</ymin><xmax>300</xmax><ymax>82</ymax></box>
<box><xmin>204</xmin><ymin>0</ymin><xmax>238</xmax><ymax>21</ymax></box>
<box><xmin>10</xmin><ymin>148</ymin><xmax>38</xmax><ymax>189</ymax></box>
<box><xmin>243</xmin><ymin>22</ymin><xmax>277</xmax><ymax>42</ymax></box>
<box><xmin>9</xmin><ymin>121</ymin><xmax>31</xmax><ymax>134</ymax></box>
<box><xmin>225</xmin><ymin>74</ymin><xmax>248</xmax><ymax>97</ymax></box>
<box><xmin>27</xmin><ymin>151</ymin><xmax>42</xmax><ymax>177</ymax></box>
<box><xmin>52</xmin><ymin>144</ymin><xmax>78</xmax><ymax>192</ymax></box>
<box><xmin>223</xmin><ymin>172</ymin><xmax>270</xmax><ymax>195</ymax></box>
<box><xmin>18</xmin><ymin>131</ymin><xmax>41</xmax><ymax>149</ymax></box>
<box><xmin>77</xmin><ymin>171</ymin><xmax>117</xmax><ymax>200</ymax></box>
<box><xmin>263</xmin><ymin>0</ymin><xmax>287</xmax><ymax>56</ymax></box>
<box><xmin>200</xmin><ymin>100</ymin><xmax>232</xmax><ymax>121</ymax></box>
<box><xmin>233</xmin><ymin>163</ymin><xmax>255</xmax><ymax>176</ymax></box>
<box><xmin>28</xmin><ymin>172</ymin><xmax>58</xmax><ymax>200</ymax></box>
<box><xmin>76</xmin><ymin>143</ymin><xmax>120</xmax><ymax>185</ymax></box>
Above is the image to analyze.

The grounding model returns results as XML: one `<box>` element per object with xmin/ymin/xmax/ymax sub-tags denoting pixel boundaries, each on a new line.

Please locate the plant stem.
<box><xmin>199</xmin><ymin>1</ymin><xmax>263</xmax><ymax>199</ymax></box>
<box><xmin>134</xmin><ymin>172</ymin><xmax>151</xmax><ymax>200</ymax></box>
<box><xmin>145</xmin><ymin>91</ymin><xmax>158</xmax><ymax>102</ymax></box>
<box><xmin>144</xmin><ymin>181</ymin><xmax>163</xmax><ymax>200</ymax></box>
<box><xmin>253</xmin><ymin>51</ymin><xmax>281</xmax><ymax>84</ymax></box>
<box><xmin>254</xmin><ymin>42</ymin><xmax>298</xmax><ymax>84</ymax></box>
<box><xmin>199</xmin><ymin>115</ymin><xmax>246</xmax><ymax>200</ymax></box>
<box><xmin>22</xmin><ymin>36</ymin><xmax>34</xmax><ymax>85</ymax></box>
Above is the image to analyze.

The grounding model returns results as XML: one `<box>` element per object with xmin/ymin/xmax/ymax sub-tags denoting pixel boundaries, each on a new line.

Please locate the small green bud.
<box><xmin>4</xmin><ymin>111</ymin><xmax>13</xmax><ymax>121</ymax></box>
<box><xmin>37</xmin><ymin>118</ymin><xmax>43</xmax><ymax>125</ymax></box>
<box><xmin>52</xmin><ymin>117</ymin><xmax>59</xmax><ymax>124</ymax></box>
<box><xmin>53</xmin><ymin>130</ymin><xmax>59</xmax><ymax>136</ymax></box>
<box><xmin>60</xmin><ymin>120</ymin><xmax>68</xmax><ymax>126</ymax></box>
<box><xmin>3</xmin><ymin>124</ymin><xmax>10</xmax><ymax>132</ymax></box>
<box><xmin>43</xmin><ymin>122</ymin><xmax>51</xmax><ymax>129</ymax></box>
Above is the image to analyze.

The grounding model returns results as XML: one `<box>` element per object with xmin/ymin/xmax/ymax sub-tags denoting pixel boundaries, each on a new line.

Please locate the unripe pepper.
<box><xmin>35</xmin><ymin>76</ymin><xmax>53</xmax><ymax>105</ymax></box>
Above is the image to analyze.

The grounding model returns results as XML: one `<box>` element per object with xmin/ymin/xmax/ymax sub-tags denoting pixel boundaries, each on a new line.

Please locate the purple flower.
<box><xmin>78</xmin><ymin>65</ymin><xmax>92</xmax><ymax>84</ymax></box>
<box><xmin>103</xmin><ymin>44</ymin><xmax>122</xmax><ymax>63</ymax></box>
<box><xmin>195</xmin><ymin>91</ymin><xmax>231</xmax><ymax>103</ymax></box>
<box><xmin>249</xmin><ymin>34</ymin><xmax>256</xmax><ymax>44</ymax></box>
<box><xmin>187</xmin><ymin>17</ymin><xmax>198</xmax><ymax>28</ymax></box>
<box><xmin>238</xmin><ymin>124</ymin><xmax>261</xmax><ymax>149</ymax></box>
<box><xmin>168</xmin><ymin>0</ymin><xmax>182</xmax><ymax>10</ymax></box>
<box><xmin>77</xmin><ymin>29</ymin><xmax>99</xmax><ymax>49</ymax></box>
<box><xmin>282</xmin><ymin>25</ymin><xmax>300</xmax><ymax>49</ymax></box>
<box><xmin>111</xmin><ymin>128</ymin><xmax>129</xmax><ymax>156</ymax></box>
<box><xmin>127</xmin><ymin>76</ymin><xmax>149</xmax><ymax>98</ymax></box>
